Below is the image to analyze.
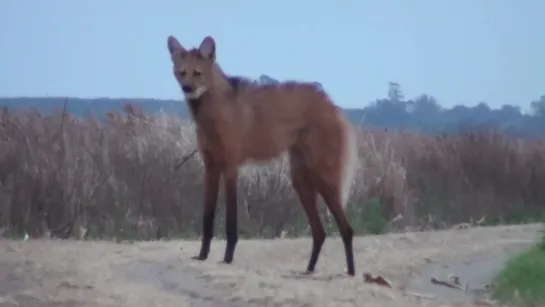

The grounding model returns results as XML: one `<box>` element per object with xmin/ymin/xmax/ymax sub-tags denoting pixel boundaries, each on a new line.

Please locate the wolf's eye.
<box><xmin>178</xmin><ymin>70</ymin><xmax>187</xmax><ymax>78</ymax></box>
<box><xmin>192</xmin><ymin>70</ymin><xmax>202</xmax><ymax>77</ymax></box>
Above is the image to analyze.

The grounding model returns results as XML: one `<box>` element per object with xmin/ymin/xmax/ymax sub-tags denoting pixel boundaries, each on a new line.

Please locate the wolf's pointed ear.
<box><xmin>167</xmin><ymin>35</ymin><xmax>186</xmax><ymax>55</ymax></box>
<box><xmin>198</xmin><ymin>36</ymin><xmax>216</xmax><ymax>61</ymax></box>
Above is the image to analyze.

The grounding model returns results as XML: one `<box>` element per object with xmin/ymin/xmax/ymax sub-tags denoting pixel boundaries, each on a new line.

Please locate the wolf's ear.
<box><xmin>167</xmin><ymin>35</ymin><xmax>186</xmax><ymax>55</ymax></box>
<box><xmin>198</xmin><ymin>36</ymin><xmax>216</xmax><ymax>61</ymax></box>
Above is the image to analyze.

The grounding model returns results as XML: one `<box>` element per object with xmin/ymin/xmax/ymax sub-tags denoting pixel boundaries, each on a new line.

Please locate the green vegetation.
<box><xmin>345</xmin><ymin>199</ymin><xmax>388</xmax><ymax>235</ymax></box>
<box><xmin>492</xmin><ymin>229</ymin><xmax>545</xmax><ymax>306</ymax></box>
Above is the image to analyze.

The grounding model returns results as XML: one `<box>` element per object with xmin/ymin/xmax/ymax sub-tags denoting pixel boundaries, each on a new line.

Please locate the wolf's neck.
<box><xmin>187</xmin><ymin>96</ymin><xmax>204</xmax><ymax>119</ymax></box>
<box><xmin>211</xmin><ymin>64</ymin><xmax>237</xmax><ymax>94</ymax></box>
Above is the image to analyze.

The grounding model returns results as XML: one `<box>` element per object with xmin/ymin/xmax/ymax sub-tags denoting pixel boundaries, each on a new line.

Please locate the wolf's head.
<box><xmin>167</xmin><ymin>36</ymin><xmax>217</xmax><ymax>100</ymax></box>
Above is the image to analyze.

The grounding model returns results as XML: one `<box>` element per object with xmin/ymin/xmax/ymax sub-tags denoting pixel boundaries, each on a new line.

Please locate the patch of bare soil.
<box><xmin>0</xmin><ymin>224</ymin><xmax>540</xmax><ymax>307</ymax></box>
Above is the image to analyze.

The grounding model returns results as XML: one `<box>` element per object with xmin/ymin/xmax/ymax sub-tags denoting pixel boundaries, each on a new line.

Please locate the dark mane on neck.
<box><xmin>224</xmin><ymin>75</ymin><xmax>256</xmax><ymax>94</ymax></box>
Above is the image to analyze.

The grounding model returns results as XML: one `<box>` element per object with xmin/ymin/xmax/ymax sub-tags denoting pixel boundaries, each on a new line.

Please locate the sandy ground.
<box><xmin>0</xmin><ymin>224</ymin><xmax>541</xmax><ymax>307</ymax></box>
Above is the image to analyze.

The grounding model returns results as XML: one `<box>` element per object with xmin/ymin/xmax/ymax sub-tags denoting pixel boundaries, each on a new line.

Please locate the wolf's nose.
<box><xmin>182</xmin><ymin>85</ymin><xmax>193</xmax><ymax>93</ymax></box>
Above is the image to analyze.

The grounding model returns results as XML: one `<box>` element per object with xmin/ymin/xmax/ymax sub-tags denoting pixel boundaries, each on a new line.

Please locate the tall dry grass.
<box><xmin>1</xmin><ymin>105</ymin><xmax>544</xmax><ymax>240</ymax></box>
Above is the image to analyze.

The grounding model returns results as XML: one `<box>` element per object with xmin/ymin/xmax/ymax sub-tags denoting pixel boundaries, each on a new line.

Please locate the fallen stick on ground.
<box><xmin>430</xmin><ymin>276</ymin><xmax>465</xmax><ymax>291</ymax></box>
<box><xmin>363</xmin><ymin>273</ymin><xmax>392</xmax><ymax>288</ymax></box>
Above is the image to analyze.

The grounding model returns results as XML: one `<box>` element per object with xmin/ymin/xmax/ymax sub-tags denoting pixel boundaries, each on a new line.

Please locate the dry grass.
<box><xmin>0</xmin><ymin>104</ymin><xmax>545</xmax><ymax>240</ymax></box>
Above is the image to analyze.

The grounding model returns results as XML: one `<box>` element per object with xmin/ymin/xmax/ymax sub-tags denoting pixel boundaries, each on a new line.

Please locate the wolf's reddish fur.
<box><xmin>167</xmin><ymin>35</ymin><xmax>359</xmax><ymax>276</ymax></box>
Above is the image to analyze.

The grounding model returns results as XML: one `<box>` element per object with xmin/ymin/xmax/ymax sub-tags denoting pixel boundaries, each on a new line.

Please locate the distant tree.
<box><xmin>499</xmin><ymin>104</ymin><xmax>522</xmax><ymax>116</ymax></box>
<box><xmin>408</xmin><ymin>94</ymin><xmax>441</xmax><ymax>114</ymax></box>
<box><xmin>530</xmin><ymin>95</ymin><xmax>545</xmax><ymax>116</ymax></box>
<box><xmin>387</xmin><ymin>81</ymin><xmax>404</xmax><ymax>102</ymax></box>
<box><xmin>258</xmin><ymin>75</ymin><xmax>279</xmax><ymax>85</ymax></box>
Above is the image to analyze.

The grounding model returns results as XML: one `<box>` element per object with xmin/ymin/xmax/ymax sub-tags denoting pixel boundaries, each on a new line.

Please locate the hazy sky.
<box><xmin>1</xmin><ymin>0</ymin><xmax>544</xmax><ymax>110</ymax></box>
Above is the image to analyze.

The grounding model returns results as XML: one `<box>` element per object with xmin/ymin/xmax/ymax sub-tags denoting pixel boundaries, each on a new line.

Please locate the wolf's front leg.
<box><xmin>221</xmin><ymin>168</ymin><xmax>238</xmax><ymax>264</ymax></box>
<box><xmin>192</xmin><ymin>152</ymin><xmax>220</xmax><ymax>261</ymax></box>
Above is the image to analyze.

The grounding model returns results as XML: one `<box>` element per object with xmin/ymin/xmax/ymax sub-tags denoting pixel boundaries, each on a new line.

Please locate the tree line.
<box><xmin>2</xmin><ymin>76</ymin><xmax>544</xmax><ymax>137</ymax></box>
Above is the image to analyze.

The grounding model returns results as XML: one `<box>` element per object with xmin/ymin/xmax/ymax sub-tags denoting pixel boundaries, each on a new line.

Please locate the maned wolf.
<box><xmin>167</xmin><ymin>35</ymin><xmax>359</xmax><ymax>276</ymax></box>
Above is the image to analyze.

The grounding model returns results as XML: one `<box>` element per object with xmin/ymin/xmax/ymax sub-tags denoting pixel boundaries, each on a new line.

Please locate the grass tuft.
<box><xmin>492</xmin><ymin>229</ymin><xmax>545</xmax><ymax>306</ymax></box>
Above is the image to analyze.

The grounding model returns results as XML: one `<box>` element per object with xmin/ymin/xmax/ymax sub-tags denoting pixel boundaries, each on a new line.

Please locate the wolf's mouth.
<box><xmin>183</xmin><ymin>87</ymin><xmax>207</xmax><ymax>100</ymax></box>
<box><xmin>182</xmin><ymin>85</ymin><xmax>194</xmax><ymax>94</ymax></box>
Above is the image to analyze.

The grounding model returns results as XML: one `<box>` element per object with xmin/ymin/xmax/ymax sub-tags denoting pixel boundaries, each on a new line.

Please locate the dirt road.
<box><xmin>0</xmin><ymin>224</ymin><xmax>541</xmax><ymax>307</ymax></box>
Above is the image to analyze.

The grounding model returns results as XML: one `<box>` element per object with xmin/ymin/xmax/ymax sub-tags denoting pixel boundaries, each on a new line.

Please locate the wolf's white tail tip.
<box><xmin>340</xmin><ymin>116</ymin><xmax>359</xmax><ymax>209</ymax></box>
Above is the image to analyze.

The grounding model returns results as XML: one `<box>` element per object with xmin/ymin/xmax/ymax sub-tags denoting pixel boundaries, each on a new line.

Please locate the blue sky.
<box><xmin>1</xmin><ymin>0</ymin><xmax>544</xmax><ymax>110</ymax></box>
